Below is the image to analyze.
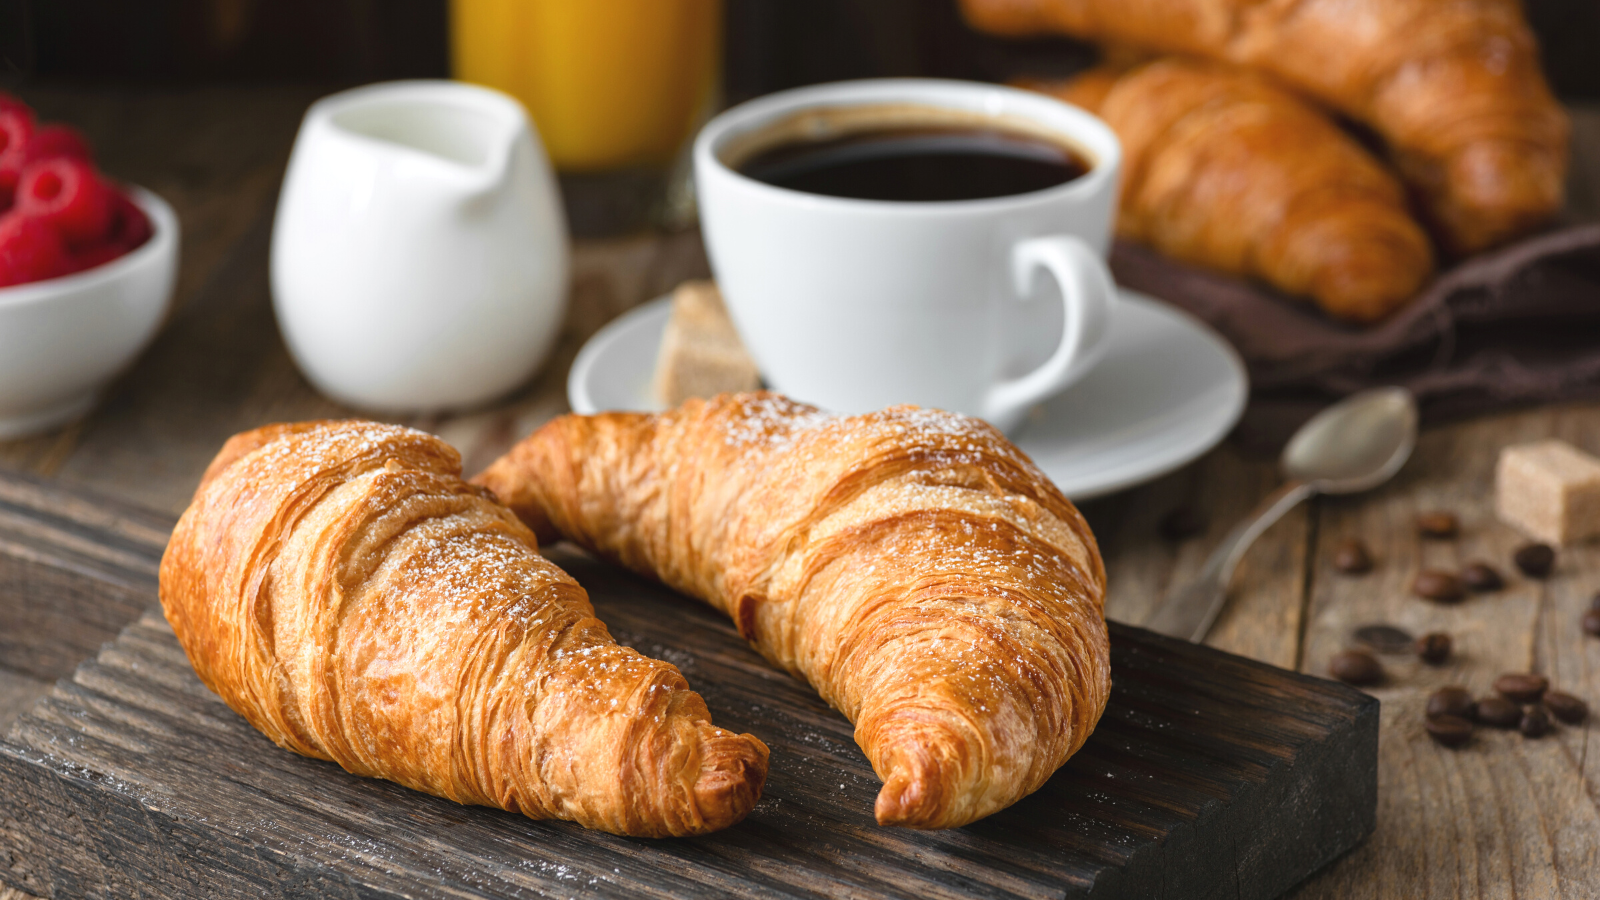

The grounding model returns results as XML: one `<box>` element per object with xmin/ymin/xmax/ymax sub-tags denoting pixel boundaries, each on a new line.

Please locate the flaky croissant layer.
<box><xmin>1025</xmin><ymin>58</ymin><xmax>1435</xmax><ymax>324</ymax></box>
<box><xmin>962</xmin><ymin>0</ymin><xmax>1569</xmax><ymax>254</ymax></box>
<box><xmin>476</xmin><ymin>393</ymin><xmax>1111</xmax><ymax>828</ymax></box>
<box><xmin>159</xmin><ymin>420</ymin><xmax>768</xmax><ymax>837</ymax></box>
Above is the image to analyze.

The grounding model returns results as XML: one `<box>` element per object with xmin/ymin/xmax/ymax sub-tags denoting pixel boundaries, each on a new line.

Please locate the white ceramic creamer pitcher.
<box><xmin>272</xmin><ymin>80</ymin><xmax>568</xmax><ymax>411</ymax></box>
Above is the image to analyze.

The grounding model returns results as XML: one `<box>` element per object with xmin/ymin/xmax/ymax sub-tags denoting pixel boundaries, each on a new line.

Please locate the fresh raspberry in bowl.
<box><xmin>0</xmin><ymin>102</ymin><xmax>32</xmax><ymax>207</ymax></box>
<box><xmin>21</xmin><ymin>124</ymin><xmax>93</xmax><ymax>166</ymax></box>
<box><xmin>0</xmin><ymin>214</ymin><xmax>70</xmax><ymax>287</ymax></box>
<box><xmin>0</xmin><ymin>93</ymin><xmax>153</xmax><ymax>289</ymax></box>
<box><xmin>0</xmin><ymin>92</ymin><xmax>178</xmax><ymax>439</ymax></box>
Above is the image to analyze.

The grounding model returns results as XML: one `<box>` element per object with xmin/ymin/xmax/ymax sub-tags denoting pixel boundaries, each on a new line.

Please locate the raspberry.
<box><xmin>0</xmin><ymin>213</ymin><xmax>71</xmax><ymax>287</ymax></box>
<box><xmin>16</xmin><ymin>157</ymin><xmax>113</xmax><ymax>246</ymax></box>
<box><xmin>23</xmin><ymin>124</ymin><xmax>93</xmax><ymax>166</ymax></box>
<box><xmin>61</xmin><ymin>191</ymin><xmax>153</xmax><ymax>275</ymax></box>
<box><xmin>0</xmin><ymin>107</ymin><xmax>36</xmax><ymax>210</ymax></box>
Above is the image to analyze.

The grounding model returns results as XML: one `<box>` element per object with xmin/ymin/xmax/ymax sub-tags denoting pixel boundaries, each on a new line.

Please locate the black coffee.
<box><xmin>737</xmin><ymin>126</ymin><xmax>1089</xmax><ymax>202</ymax></box>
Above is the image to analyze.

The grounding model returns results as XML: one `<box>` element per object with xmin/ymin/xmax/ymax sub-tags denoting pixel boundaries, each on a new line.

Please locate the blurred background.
<box><xmin>9</xmin><ymin>0</ymin><xmax>1593</xmax><ymax>236</ymax></box>
<box><xmin>5</xmin><ymin>0</ymin><xmax>1597</xmax><ymax>98</ymax></box>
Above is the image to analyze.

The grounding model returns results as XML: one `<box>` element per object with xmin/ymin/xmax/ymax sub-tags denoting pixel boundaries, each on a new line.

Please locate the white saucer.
<box><xmin>568</xmin><ymin>289</ymin><xmax>1248</xmax><ymax>500</ymax></box>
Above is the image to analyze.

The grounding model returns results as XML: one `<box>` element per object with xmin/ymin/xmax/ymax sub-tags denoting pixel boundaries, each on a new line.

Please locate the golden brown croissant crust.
<box><xmin>159</xmin><ymin>419</ymin><xmax>768</xmax><ymax>837</ymax></box>
<box><xmin>963</xmin><ymin>0</ymin><xmax>1569</xmax><ymax>255</ymax></box>
<box><xmin>1024</xmin><ymin>58</ymin><xmax>1435</xmax><ymax>324</ymax></box>
<box><xmin>475</xmin><ymin>393</ymin><xmax>1111</xmax><ymax>829</ymax></box>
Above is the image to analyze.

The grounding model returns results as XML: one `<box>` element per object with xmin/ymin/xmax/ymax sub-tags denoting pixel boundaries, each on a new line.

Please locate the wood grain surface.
<box><xmin>1288</xmin><ymin>406</ymin><xmax>1600</xmax><ymax>898</ymax></box>
<box><xmin>1</xmin><ymin>86</ymin><xmax>1599</xmax><ymax>898</ymax></box>
<box><xmin>0</xmin><ymin>470</ymin><xmax>170</xmax><ymax>683</ymax></box>
<box><xmin>0</xmin><ymin>472</ymin><xmax>1377</xmax><ymax>899</ymax></box>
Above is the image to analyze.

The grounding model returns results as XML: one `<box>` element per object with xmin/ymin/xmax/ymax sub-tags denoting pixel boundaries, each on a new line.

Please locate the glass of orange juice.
<box><xmin>451</xmin><ymin>0</ymin><xmax>722</xmax><ymax>173</ymax></box>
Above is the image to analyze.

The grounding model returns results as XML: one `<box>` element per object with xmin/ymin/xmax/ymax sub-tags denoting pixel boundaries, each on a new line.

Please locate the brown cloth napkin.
<box><xmin>1110</xmin><ymin>224</ymin><xmax>1600</xmax><ymax>444</ymax></box>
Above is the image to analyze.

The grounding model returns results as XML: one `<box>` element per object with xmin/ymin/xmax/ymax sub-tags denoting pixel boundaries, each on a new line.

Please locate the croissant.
<box><xmin>962</xmin><ymin>0</ymin><xmax>1570</xmax><ymax>255</ymax></box>
<box><xmin>158</xmin><ymin>419</ymin><xmax>768</xmax><ymax>837</ymax></box>
<box><xmin>1022</xmin><ymin>59</ymin><xmax>1435</xmax><ymax>324</ymax></box>
<box><xmin>474</xmin><ymin>393</ymin><xmax>1110</xmax><ymax>829</ymax></box>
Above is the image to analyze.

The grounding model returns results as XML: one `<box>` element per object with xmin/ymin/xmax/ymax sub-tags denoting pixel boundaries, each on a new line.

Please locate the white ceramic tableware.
<box><xmin>0</xmin><ymin>187</ymin><xmax>179</xmax><ymax>439</ymax></box>
<box><xmin>566</xmin><ymin>289</ymin><xmax>1248</xmax><ymax>500</ymax></box>
<box><xmin>694</xmin><ymin>79</ymin><xmax>1121</xmax><ymax>433</ymax></box>
<box><xmin>272</xmin><ymin>80</ymin><xmax>568</xmax><ymax>412</ymax></box>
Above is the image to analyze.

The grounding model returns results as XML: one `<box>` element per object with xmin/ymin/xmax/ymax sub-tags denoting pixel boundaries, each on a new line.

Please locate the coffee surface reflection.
<box><xmin>738</xmin><ymin>126</ymin><xmax>1089</xmax><ymax>202</ymax></box>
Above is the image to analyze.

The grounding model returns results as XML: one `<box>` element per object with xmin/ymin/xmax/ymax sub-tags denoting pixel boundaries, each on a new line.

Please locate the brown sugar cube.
<box><xmin>1495</xmin><ymin>439</ymin><xmax>1600</xmax><ymax>545</ymax></box>
<box><xmin>653</xmin><ymin>280</ymin><xmax>762</xmax><ymax>406</ymax></box>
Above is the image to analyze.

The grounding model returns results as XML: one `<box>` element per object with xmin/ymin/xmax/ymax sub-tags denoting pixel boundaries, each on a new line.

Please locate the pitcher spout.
<box><xmin>320</xmin><ymin>80</ymin><xmax>537</xmax><ymax>204</ymax></box>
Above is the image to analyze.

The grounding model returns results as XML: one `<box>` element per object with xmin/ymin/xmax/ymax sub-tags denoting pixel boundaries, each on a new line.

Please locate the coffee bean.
<box><xmin>1158</xmin><ymin>506</ymin><xmax>1206</xmax><ymax>541</ymax></box>
<box><xmin>1583</xmin><ymin>610</ymin><xmax>1600</xmax><ymax>637</ymax></box>
<box><xmin>1520</xmin><ymin>705</ymin><xmax>1552</xmax><ymax>738</ymax></box>
<box><xmin>1332</xmin><ymin>538</ymin><xmax>1373</xmax><ymax>574</ymax></box>
<box><xmin>1544</xmin><ymin>691</ymin><xmax>1588</xmax><ymax>724</ymax></box>
<box><xmin>1412</xmin><ymin>570</ymin><xmax>1466</xmax><ymax>603</ymax></box>
<box><xmin>1353</xmin><ymin>624</ymin><xmax>1415</xmax><ymax>655</ymax></box>
<box><xmin>1427</xmin><ymin>687</ymin><xmax>1475</xmax><ymax>720</ymax></box>
<box><xmin>1475</xmin><ymin>696</ymin><xmax>1522</xmax><ymax>728</ymax></box>
<box><xmin>1494</xmin><ymin>673</ymin><xmax>1549</xmax><ymax>703</ymax></box>
<box><xmin>1415</xmin><ymin>632</ymin><xmax>1452</xmax><ymax>665</ymax></box>
<box><xmin>1425</xmin><ymin>714</ymin><xmax>1473</xmax><ymax>748</ymax></box>
<box><xmin>1513</xmin><ymin>542</ymin><xmax>1555</xmax><ymax>578</ymax></box>
<box><xmin>1461</xmin><ymin>562</ymin><xmax>1505</xmax><ymax>593</ymax></box>
<box><xmin>1416</xmin><ymin>511</ymin><xmax>1459</xmax><ymax>538</ymax></box>
<box><xmin>1329</xmin><ymin>650</ymin><xmax>1383</xmax><ymax>686</ymax></box>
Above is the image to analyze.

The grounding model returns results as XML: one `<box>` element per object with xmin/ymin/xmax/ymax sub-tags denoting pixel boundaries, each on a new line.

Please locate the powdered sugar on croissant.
<box><xmin>160</xmin><ymin>419</ymin><xmax>768</xmax><ymax>837</ymax></box>
<box><xmin>476</xmin><ymin>393</ymin><xmax>1110</xmax><ymax>828</ymax></box>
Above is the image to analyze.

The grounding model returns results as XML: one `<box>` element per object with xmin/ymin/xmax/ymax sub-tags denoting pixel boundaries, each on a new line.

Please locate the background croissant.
<box><xmin>962</xmin><ymin>0</ymin><xmax>1569</xmax><ymax>255</ymax></box>
<box><xmin>475</xmin><ymin>393</ymin><xmax>1110</xmax><ymax>829</ymax></box>
<box><xmin>159</xmin><ymin>419</ymin><xmax>768</xmax><ymax>838</ymax></box>
<box><xmin>1021</xmin><ymin>58</ymin><xmax>1435</xmax><ymax>324</ymax></box>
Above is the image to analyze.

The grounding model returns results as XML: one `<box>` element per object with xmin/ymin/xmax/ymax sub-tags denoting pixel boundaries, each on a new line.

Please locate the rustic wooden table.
<box><xmin>3</xmin><ymin>85</ymin><xmax>1599</xmax><ymax>899</ymax></box>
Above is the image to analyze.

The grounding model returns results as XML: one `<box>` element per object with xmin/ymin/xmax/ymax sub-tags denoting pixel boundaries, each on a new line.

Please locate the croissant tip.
<box><xmin>873</xmin><ymin>788</ymin><xmax>914</xmax><ymax>828</ymax></box>
<box><xmin>685</xmin><ymin>732</ymin><xmax>770</xmax><ymax>834</ymax></box>
<box><xmin>873</xmin><ymin>765</ymin><xmax>953</xmax><ymax>829</ymax></box>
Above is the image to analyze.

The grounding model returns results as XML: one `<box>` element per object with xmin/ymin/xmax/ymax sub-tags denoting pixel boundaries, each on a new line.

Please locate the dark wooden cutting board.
<box><xmin>0</xmin><ymin>470</ymin><xmax>1377</xmax><ymax>899</ymax></box>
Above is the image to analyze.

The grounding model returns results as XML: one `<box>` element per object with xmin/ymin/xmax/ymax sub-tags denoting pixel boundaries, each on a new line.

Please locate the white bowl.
<box><xmin>0</xmin><ymin>187</ymin><xmax>179</xmax><ymax>439</ymax></box>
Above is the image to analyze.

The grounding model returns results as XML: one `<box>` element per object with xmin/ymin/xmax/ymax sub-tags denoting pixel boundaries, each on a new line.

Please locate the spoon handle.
<box><xmin>1143</xmin><ymin>479</ymin><xmax>1315</xmax><ymax>643</ymax></box>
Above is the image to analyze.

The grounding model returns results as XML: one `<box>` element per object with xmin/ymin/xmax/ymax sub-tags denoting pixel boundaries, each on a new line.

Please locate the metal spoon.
<box><xmin>1143</xmin><ymin>386</ymin><xmax>1418</xmax><ymax>643</ymax></box>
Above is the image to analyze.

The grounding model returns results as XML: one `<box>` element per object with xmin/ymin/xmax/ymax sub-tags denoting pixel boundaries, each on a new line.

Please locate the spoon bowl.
<box><xmin>1283</xmin><ymin>386</ymin><xmax>1418</xmax><ymax>492</ymax></box>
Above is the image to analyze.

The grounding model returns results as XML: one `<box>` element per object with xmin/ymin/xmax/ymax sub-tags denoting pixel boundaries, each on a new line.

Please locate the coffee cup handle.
<box><xmin>982</xmin><ymin>235</ymin><xmax>1117</xmax><ymax>428</ymax></box>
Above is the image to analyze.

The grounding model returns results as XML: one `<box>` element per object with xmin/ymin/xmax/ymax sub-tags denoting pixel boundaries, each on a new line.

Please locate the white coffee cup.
<box><xmin>694</xmin><ymin>79</ymin><xmax>1120</xmax><ymax>433</ymax></box>
<box><xmin>272</xmin><ymin>81</ymin><xmax>569</xmax><ymax>412</ymax></box>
